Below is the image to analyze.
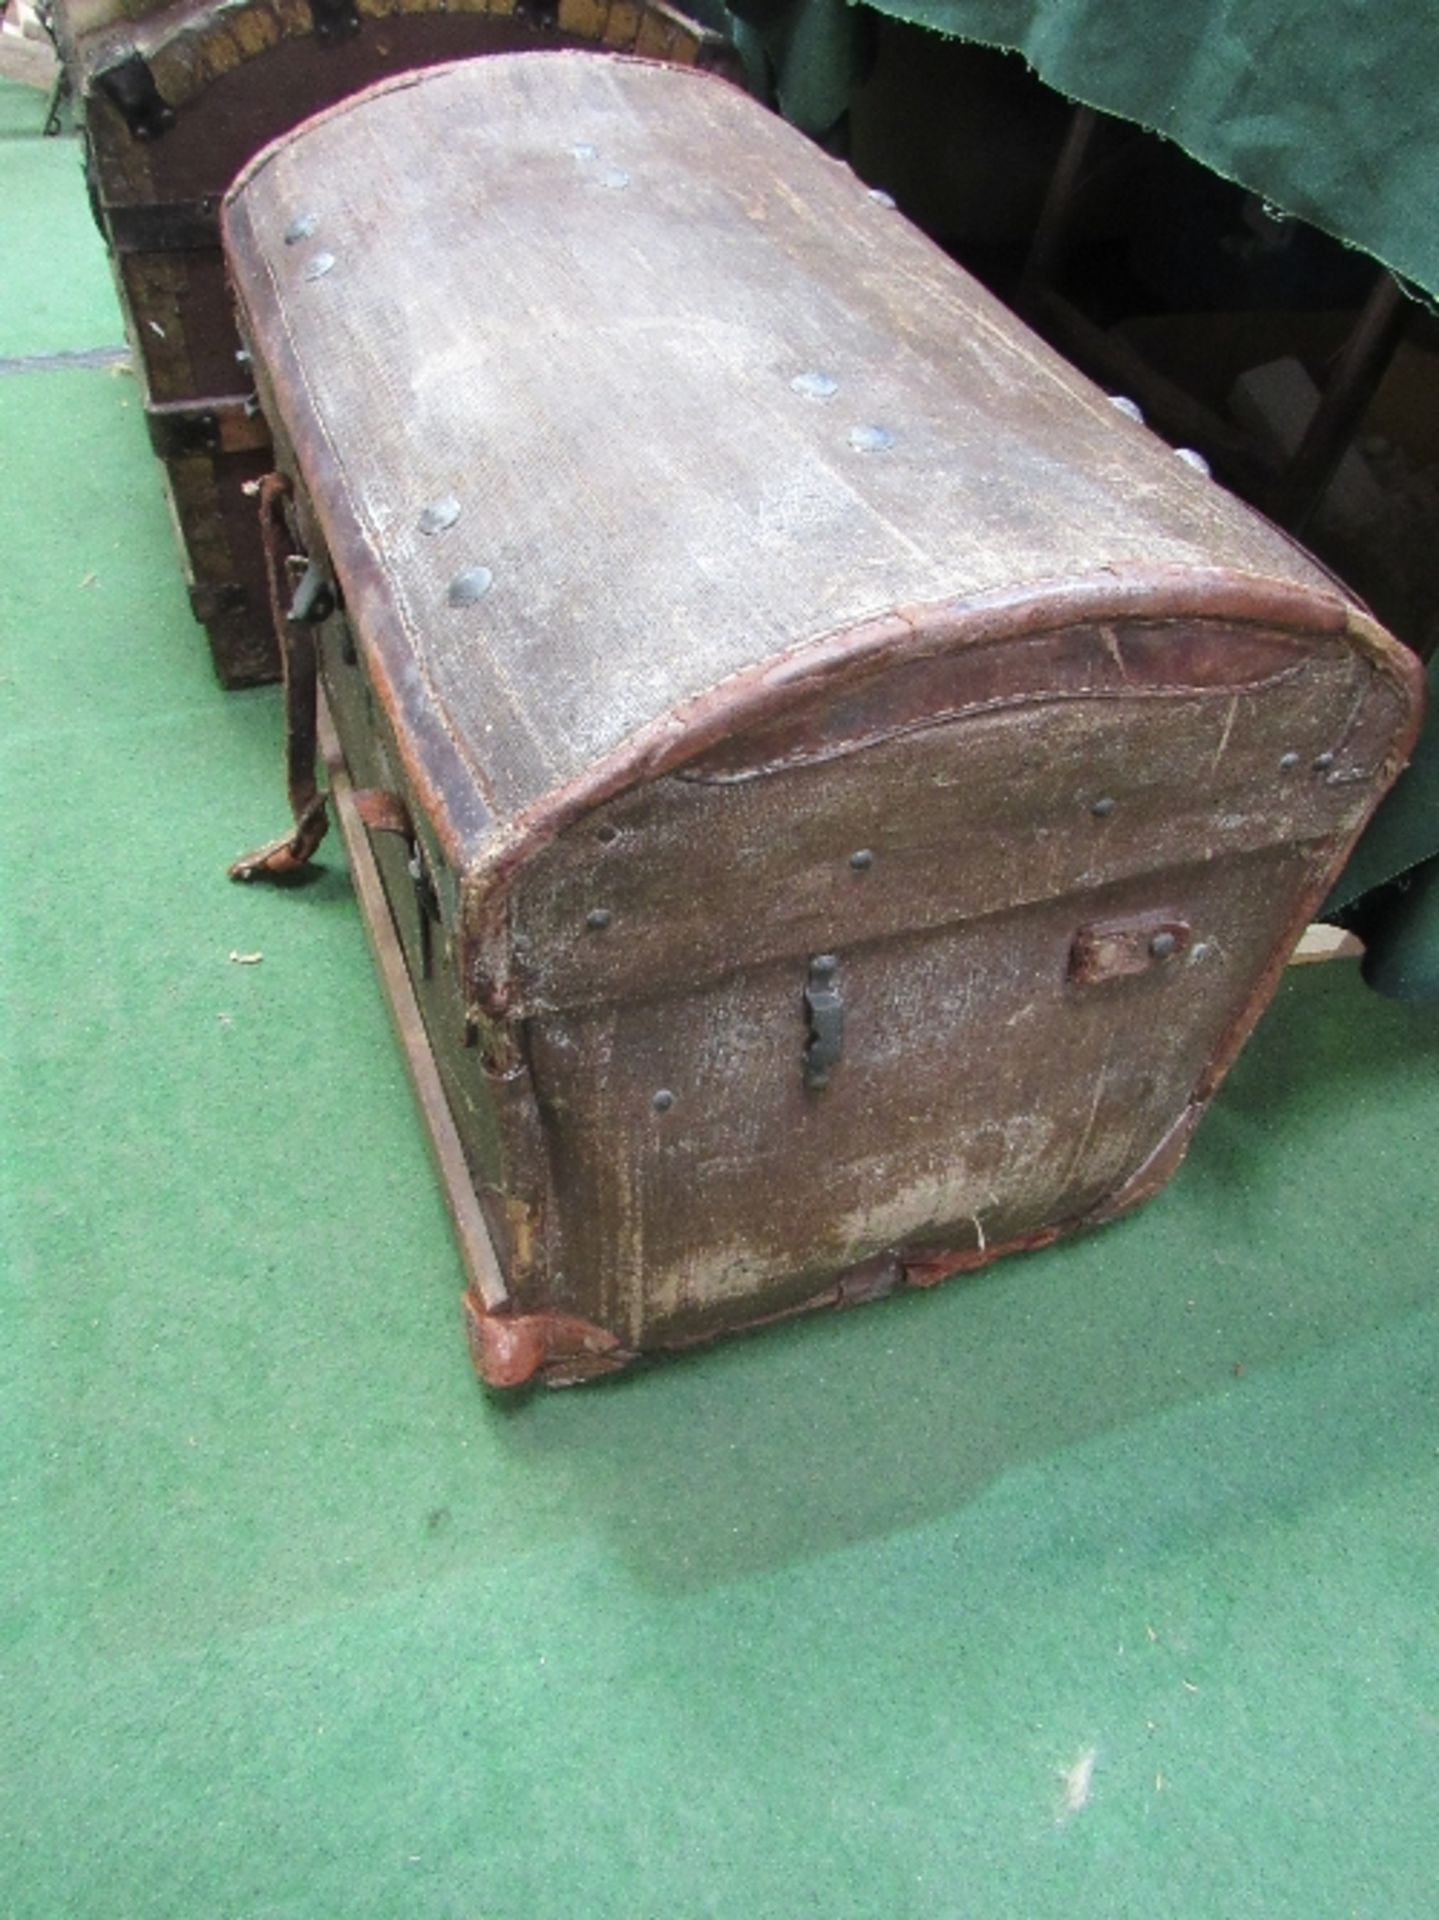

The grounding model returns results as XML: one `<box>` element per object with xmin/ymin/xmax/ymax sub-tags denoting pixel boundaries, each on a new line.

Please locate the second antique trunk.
<box><xmin>56</xmin><ymin>0</ymin><xmax>732</xmax><ymax>687</ymax></box>
<box><xmin>223</xmin><ymin>54</ymin><xmax>1422</xmax><ymax>1386</ymax></box>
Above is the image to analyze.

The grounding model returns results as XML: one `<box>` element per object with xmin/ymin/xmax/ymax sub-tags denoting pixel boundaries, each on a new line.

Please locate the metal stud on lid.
<box><xmin>1108</xmin><ymin>394</ymin><xmax>1144</xmax><ymax>423</ymax></box>
<box><xmin>867</xmin><ymin>188</ymin><xmax>898</xmax><ymax>209</ymax></box>
<box><xmin>1174</xmin><ymin>447</ymin><xmax>1211</xmax><ymax>476</ymax></box>
<box><xmin>285</xmin><ymin>212</ymin><xmax>319</xmax><ymax>245</ymax></box>
<box><xmin>303</xmin><ymin>251</ymin><xmax>336</xmax><ymax>282</ymax></box>
<box><xmin>447</xmin><ymin>566</ymin><xmax>493</xmax><ymax>607</ymax></box>
<box><xmin>599</xmin><ymin>167</ymin><xmax>630</xmax><ymax>191</ymax></box>
<box><xmin>417</xmin><ymin>495</ymin><xmax>462</xmax><ymax>535</ymax></box>
<box><xmin>848</xmin><ymin>424</ymin><xmax>895</xmax><ymax>453</ymax></box>
<box><xmin>791</xmin><ymin>370</ymin><xmax>839</xmax><ymax>399</ymax></box>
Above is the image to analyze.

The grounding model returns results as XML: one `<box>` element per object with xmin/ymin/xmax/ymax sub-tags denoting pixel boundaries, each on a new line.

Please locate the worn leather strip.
<box><xmin>351</xmin><ymin>788</ymin><xmax>413</xmax><ymax>837</ymax></box>
<box><xmin>228</xmin><ymin>472</ymin><xmax>331</xmax><ymax>881</ymax></box>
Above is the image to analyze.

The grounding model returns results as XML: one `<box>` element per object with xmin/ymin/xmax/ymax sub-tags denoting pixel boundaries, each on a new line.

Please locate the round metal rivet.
<box><xmin>867</xmin><ymin>187</ymin><xmax>897</xmax><ymax>209</ymax></box>
<box><xmin>1175</xmin><ymin>447</ymin><xmax>1211</xmax><ymax>477</ymax></box>
<box><xmin>652</xmin><ymin>1089</ymin><xmax>675</xmax><ymax>1113</ymax></box>
<box><xmin>303</xmin><ymin>251</ymin><xmax>336</xmax><ymax>281</ymax></box>
<box><xmin>446</xmin><ymin>566</ymin><xmax>493</xmax><ymax>607</ymax></box>
<box><xmin>1314</xmin><ymin>751</ymin><xmax>1336</xmax><ymax>771</ymax></box>
<box><xmin>599</xmin><ymin>167</ymin><xmax>630</xmax><ymax>190</ymax></box>
<box><xmin>570</xmin><ymin>143</ymin><xmax>598</xmax><ymax>161</ymax></box>
<box><xmin>1150</xmin><ymin>931</ymin><xmax>1177</xmax><ymax>959</ymax></box>
<box><xmin>1108</xmin><ymin>394</ymin><xmax>1144</xmax><ymax>423</ymax></box>
<box><xmin>585</xmin><ymin>908</ymin><xmax>612</xmax><ymax>931</ymax></box>
<box><xmin>417</xmin><ymin>495</ymin><xmax>462</xmax><ymax>535</ymax></box>
<box><xmin>1191</xmin><ymin>941</ymin><xmax>1212</xmax><ymax>962</ymax></box>
<box><xmin>848</xmin><ymin>424</ymin><xmax>895</xmax><ymax>453</ymax></box>
<box><xmin>1091</xmin><ymin>796</ymin><xmax>1116</xmax><ymax>818</ymax></box>
<box><xmin>284</xmin><ymin>212</ymin><xmax>319</xmax><ymax>245</ymax></box>
<box><xmin>1279</xmin><ymin>750</ymin><xmax>1301</xmax><ymax>771</ymax></box>
<box><xmin>791</xmin><ymin>370</ymin><xmax>839</xmax><ymax>400</ymax></box>
<box><xmin>595</xmin><ymin>823</ymin><xmax>620</xmax><ymax>845</ymax></box>
<box><xmin>849</xmin><ymin>848</ymin><xmax>874</xmax><ymax>870</ymax></box>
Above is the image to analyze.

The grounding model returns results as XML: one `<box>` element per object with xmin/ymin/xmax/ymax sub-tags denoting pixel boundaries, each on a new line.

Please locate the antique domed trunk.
<box><xmin>222</xmin><ymin>53</ymin><xmax>1423</xmax><ymax>1384</ymax></box>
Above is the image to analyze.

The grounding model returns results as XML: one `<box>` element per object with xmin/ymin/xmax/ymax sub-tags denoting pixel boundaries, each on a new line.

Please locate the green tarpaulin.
<box><xmin>732</xmin><ymin>0</ymin><xmax>1439</xmax><ymax>300</ymax></box>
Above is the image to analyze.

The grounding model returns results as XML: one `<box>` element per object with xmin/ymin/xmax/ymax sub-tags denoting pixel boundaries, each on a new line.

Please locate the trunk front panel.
<box><xmin>515</xmin><ymin>620</ymin><xmax>1397</xmax><ymax>1345</ymax></box>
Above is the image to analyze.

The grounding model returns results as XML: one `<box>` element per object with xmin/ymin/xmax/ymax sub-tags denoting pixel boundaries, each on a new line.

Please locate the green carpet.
<box><xmin>3</xmin><ymin>76</ymin><xmax>1438</xmax><ymax>1920</ymax></box>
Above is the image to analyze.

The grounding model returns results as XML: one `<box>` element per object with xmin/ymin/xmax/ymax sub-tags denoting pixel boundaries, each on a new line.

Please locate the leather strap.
<box><xmin>228</xmin><ymin>473</ymin><xmax>331</xmax><ymax>882</ymax></box>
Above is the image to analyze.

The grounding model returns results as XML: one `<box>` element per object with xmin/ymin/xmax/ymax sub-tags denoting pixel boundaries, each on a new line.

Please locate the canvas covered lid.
<box><xmin>223</xmin><ymin>52</ymin><xmax>1344</xmax><ymax>865</ymax></box>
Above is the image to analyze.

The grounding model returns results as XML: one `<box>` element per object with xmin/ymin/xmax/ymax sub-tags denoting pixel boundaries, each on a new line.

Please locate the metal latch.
<box><xmin>803</xmin><ymin>953</ymin><xmax>844</xmax><ymax>1090</ymax></box>
<box><xmin>287</xmin><ymin>560</ymin><xmax>336</xmax><ymax>627</ymax></box>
